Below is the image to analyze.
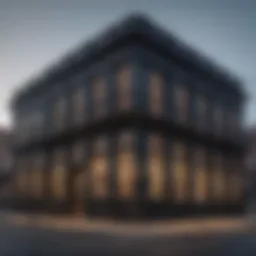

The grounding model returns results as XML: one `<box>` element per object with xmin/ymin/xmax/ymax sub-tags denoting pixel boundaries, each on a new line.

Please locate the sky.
<box><xmin>0</xmin><ymin>0</ymin><xmax>255</xmax><ymax>128</ymax></box>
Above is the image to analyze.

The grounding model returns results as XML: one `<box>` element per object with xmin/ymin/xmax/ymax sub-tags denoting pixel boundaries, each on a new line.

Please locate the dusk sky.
<box><xmin>0</xmin><ymin>0</ymin><xmax>255</xmax><ymax>128</ymax></box>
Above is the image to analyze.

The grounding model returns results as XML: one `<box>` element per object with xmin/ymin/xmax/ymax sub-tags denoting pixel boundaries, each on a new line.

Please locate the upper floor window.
<box><xmin>72</xmin><ymin>87</ymin><xmax>85</xmax><ymax>126</ymax></box>
<box><xmin>227</xmin><ymin>110</ymin><xmax>239</xmax><ymax>137</ymax></box>
<box><xmin>116</xmin><ymin>65</ymin><xmax>132</xmax><ymax>111</ymax></box>
<box><xmin>148</xmin><ymin>72</ymin><xmax>164</xmax><ymax>116</ymax></box>
<box><xmin>53</xmin><ymin>97</ymin><xmax>67</xmax><ymax>131</ymax></box>
<box><xmin>213</xmin><ymin>105</ymin><xmax>223</xmax><ymax>136</ymax></box>
<box><xmin>196</xmin><ymin>96</ymin><xmax>207</xmax><ymax>131</ymax></box>
<box><xmin>30</xmin><ymin>111</ymin><xmax>44</xmax><ymax>139</ymax></box>
<box><xmin>92</xmin><ymin>77</ymin><xmax>107</xmax><ymax>119</ymax></box>
<box><xmin>174</xmin><ymin>84</ymin><xmax>188</xmax><ymax>124</ymax></box>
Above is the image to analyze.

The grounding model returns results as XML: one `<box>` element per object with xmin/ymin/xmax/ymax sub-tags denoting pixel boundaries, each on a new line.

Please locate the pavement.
<box><xmin>0</xmin><ymin>211</ymin><xmax>256</xmax><ymax>256</ymax></box>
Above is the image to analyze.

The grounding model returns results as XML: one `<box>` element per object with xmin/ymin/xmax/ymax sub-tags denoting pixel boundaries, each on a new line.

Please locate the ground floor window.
<box><xmin>116</xmin><ymin>132</ymin><xmax>136</xmax><ymax>199</ymax></box>
<box><xmin>147</xmin><ymin>134</ymin><xmax>165</xmax><ymax>201</ymax></box>
<box><xmin>51</xmin><ymin>150</ymin><xmax>67</xmax><ymax>200</ymax></box>
<box><xmin>228</xmin><ymin>159</ymin><xmax>243</xmax><ymax>202</ymax></box>
<box><xmin>31</xmin><ymin>154</ymin><xmax>45</xmax><ymax>198</ymax></box>
<box><xmin>193</xmin><ymin>147</ymin><xmax>207</xmax><ymax>203</ymax></box>
<box><xmin>15</xmin><ymin>157</ymin><xmax>29</xmax><ymax>197</ymax></box>
<box><xmin>212</xmin><ymin>154</ymin><xmax>225</xmax><ymax>202</ymax></box>
<box><xmin>171</xmin><ymin>142</ymin><xmax>188</xmax><ymax>202</ymax></box>
<box><xmin>90</xmin><ymin>137</ymin><xmax>109</xmax><ymax>199</ymax></box>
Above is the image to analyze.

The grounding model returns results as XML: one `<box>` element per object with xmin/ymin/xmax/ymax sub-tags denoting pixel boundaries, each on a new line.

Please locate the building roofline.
<box><xmin>11</xmin><ymin>12</ymin><xmax>246</xmax><ymax>108</ymax></box>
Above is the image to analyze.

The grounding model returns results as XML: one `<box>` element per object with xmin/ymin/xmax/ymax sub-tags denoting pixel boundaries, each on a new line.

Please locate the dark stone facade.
<box><xmin>11</xmin><ymin>13</ymin><xmax>246</xmax><ymax>219</ymax></box>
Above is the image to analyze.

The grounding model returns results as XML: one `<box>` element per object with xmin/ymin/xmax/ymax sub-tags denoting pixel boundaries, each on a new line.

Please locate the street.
<box><xmin>0</xmin><ymin>219</ymin><xmax>256</xmax><ymax>256</ymax></box>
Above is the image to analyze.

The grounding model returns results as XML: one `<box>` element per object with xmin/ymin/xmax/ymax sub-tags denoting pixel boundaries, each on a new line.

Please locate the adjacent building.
<box><xmin>11</xmin><ymin>14</ymin><xmax>246</xmax><ymax>218</ymax></box>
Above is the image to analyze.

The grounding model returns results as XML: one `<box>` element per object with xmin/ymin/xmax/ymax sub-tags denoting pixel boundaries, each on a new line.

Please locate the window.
<box><xmin>52</xmin><ymin>150</ymin><xmax>67</xmax><ymax>200</ymax></box>
<box><xmin>228</xmin><ymin>159</ymin><xmax>243</xmax><ymax>202</ymax></box>
<box><xmin>147</xmin><ymin>134</ymin><xmax>165</xmax><ymax>200</ymax></box>
<box><xmin>73</xmin><ymin>142</ymin><xmax>88</xmax><ymax>202</ymax></box>
<box><xmin>213</xmin><ymin>105</ymin><xmax>223</xmax><ymax>136</ymax></box>
<box><xmin>72</xmin><ymin>141</ymin><xmax>85</xmax><ymax>165</ymax></box>
<box><xmin>15</xmin><ymin>157</ymin><xmax>27</xmax><ymax>196</ymax></box>
<box><xmin>228</xmin><ymin>111</ymin><xmax>239</xmax><ymax>137</ymax></box>
<box><xmin>171</xmin><ymin>142</ymin><xmax>188</xmax><ymax>202</ymax></box>
<box><xmin>54</xmin><ymin>97</ymin><xmax>66</xmax><ymax>131</ymax></box>
<box><xmin>116</xmin><ymin>65</ymin><xmax>132</xmax><ymax>110</ymax></box>
<box><xmin>148</xmin><ymin>72</ymin><xmax>164</xmax><ymax>116</ymax></box>
<box><xmin>32</xmin><ymin>154</ymin><xmax>45</xmax><ymax>198</ymax></box>
<box><xmin>212</xmin><ymin>154</ymin><xmax>225</xmax><ymax>201</ymax></box>
<box><xmin>92</xmin><ymin>77</ymin><xmax>107</xmax><ymax>118</ymax></box>
<box><xmin>174</xmin><ymin>85</ymin><xmax>188</xmax><ymax>124</ymax></box>
<box><xmin>196</xmin><ymin>96</ymin><xmax>207</xmax><ymax>131</ymax></box>
<box><xmin>116</xmin><ymin>132</ymin><xmax>136</xmax><ymax>199</ymax></box>
<box><xmin>193</xmin><ymin>147</ymin><xmax>207</xmax><ymax>203</ymax></box>
<box><xmin>73</xmin><ymin>87</ymin><xmax>85</xmax><ymax>126</ymax></box>
<box><xmin>91</xmin><ymin>137</ymin><xmax>109</xmax><ymax>198</ymax></box>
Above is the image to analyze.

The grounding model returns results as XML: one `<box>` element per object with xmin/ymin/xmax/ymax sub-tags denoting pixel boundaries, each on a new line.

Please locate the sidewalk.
<box><xmin>4</xmin><ymin>211</ymin><xmax>251</xmax><ymax>237</ymax></box>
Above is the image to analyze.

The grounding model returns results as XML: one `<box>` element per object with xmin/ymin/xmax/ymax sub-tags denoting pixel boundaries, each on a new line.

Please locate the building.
<box><xmin>0</xmin><ymin>128</ymin><xmax>13</xmax><ymax>203</ymax></box>
<box><xmin>245</xmin><ymin>127</ymin><xmax>256</xmax><ymax>213</ymax></box>
<box><xmin>11</xmin><ymin>13</ymin><xmax>246</xmax><ymax>218</ymax></box>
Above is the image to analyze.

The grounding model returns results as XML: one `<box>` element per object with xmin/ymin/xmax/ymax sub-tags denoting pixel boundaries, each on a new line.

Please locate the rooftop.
<box><xmin>11</xmin><ymin>13</ymin><xmax>245</xmax><ymax>108</ymax></box>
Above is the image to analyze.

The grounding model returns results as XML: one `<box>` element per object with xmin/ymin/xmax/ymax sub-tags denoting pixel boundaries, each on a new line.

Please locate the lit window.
<box><xmin>174</xmin><ymin>85</ymin><xmax>188</xmax><ymax>124</ymax></box>
<box><xmin>171</xmin><ymin>142</ymin><xmax>188</xmax><ymax>202</ymax></box>
<box><xmin>148</xmin><ymin>73</ymin><xmax>164</xmax><ymax>116</ymax></box>
<box><xmin>52</xmin><ymin>150</ymin><xmax>67</xmax><ymax>200</ymax></box>
<box><xmin>147</xmin><ymin>134</ymin><xmax>165</xmax><ymax>200</ymax></box>
<box><xmin>116</xmin><ymin>132</ymin><xmax>136</xmax><ymax>199</ymax></box>
<box><xmin>73</xmin><ymin>87</ymin><xmax>85</xmax><ymax>126</ymax></box>
<box><xmin>193</xmin><ymin>147</ymin><xmax>207</xmax><ymax>203</ymax></box>
<box><xmin>92</xmin><ymin>77</ymin><xmax>107</xmax><ymax>118</ymax></box>
<box><xmin>54</xmin><ymin>97</ymin><xmax>66</xmax><ymax>131</ymax></box>
<box><xmin>91</xmin><ymin>137</ymin><xmax>109</xmax><ymax>198</ymax></box>
<box><xmin>73</xmin><ymin>142</ymin><xmax>88</xmax><ymax>203</ymax></box>
<box><xmin>116</xmin><ymin>65</ymin><xmax>132</xmax><ymax>111</ymax></box>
